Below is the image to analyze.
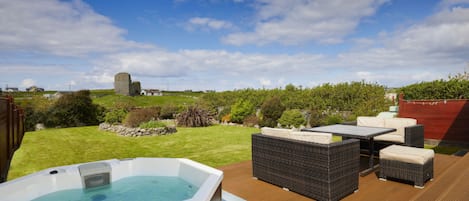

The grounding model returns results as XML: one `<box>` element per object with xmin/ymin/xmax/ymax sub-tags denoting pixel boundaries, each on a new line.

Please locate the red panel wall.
<box><xmin>398</xmin><ymin>94</ymin><xmax>469</xmax><ymax>142</ymax></box>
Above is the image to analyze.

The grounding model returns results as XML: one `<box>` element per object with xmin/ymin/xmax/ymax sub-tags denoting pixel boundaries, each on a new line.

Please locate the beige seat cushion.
<box><xmin>374</xmin><ymin>134</ymin><xmax>404</xmax><ymax>143</ymax></box>
<box><xmin>261</xmin><ymin>127</ymin><xmax>291</xmax><ymax>138</ymax></box>
<box><xmin>380</xmin><ymin>145</ymin><xmax>434</xmax><ymax>165</ymax></box>
<box><xmin>290</xmin><ymin>131</ymin><xmax>332</xmax><ymax>144</ymax></box>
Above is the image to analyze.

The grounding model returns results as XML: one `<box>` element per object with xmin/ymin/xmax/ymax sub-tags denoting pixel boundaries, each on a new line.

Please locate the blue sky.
<box><xmin>1</xmin><ymin>0</ymin><xmax>468</xmax><ymax>91</ymax></box>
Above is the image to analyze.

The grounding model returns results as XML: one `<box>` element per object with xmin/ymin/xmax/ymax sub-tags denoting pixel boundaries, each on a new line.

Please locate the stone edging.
<box><xmin>99</xmin><ymin>123</ymin><xmax>177</xmax><ymax>137</ymax></box>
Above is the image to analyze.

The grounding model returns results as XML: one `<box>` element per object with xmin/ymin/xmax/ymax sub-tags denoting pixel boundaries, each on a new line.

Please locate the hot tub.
<box><xmin>0</xmin><ymin>158</ymin><xmax>223</xmax><ymax>201</ymax></box>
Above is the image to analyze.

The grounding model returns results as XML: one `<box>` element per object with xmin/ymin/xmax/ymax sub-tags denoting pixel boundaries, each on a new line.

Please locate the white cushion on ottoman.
<box><xmin>380</xmin><ymin>145</ymin><xmax>434</xmax><ymax>165</ymax></box>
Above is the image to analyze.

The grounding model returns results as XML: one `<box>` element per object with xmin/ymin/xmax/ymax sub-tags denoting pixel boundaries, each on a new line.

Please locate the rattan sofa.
<box><xmin>252</xmin><ymin>133</ymin><xmax>360</xmax><ymax>201</ymax></box>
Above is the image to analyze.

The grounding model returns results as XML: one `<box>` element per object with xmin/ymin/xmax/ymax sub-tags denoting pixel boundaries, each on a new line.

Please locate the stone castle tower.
<box><xmin>114</xmin><ymin>72</ymin><xmax>140</xmax><ymax>96</ymax></box>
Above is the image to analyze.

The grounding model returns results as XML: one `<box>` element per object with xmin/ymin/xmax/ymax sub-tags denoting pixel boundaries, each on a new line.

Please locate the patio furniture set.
<box><xmin>251</xmin><ymin>117</ymin><xmax>433</xmax><ymax>201</ymax></box>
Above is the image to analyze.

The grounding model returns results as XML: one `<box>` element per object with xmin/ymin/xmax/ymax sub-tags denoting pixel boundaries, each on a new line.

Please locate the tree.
<box><xmin>45</xmin><ymin>90</ymin><xmax>104</xmax><ymax>127</ymax></box>
<box><xmin>278</xmin><ymin>109</ymin><xmax>306</xmax><ymax>128</ymax></box>
<box><xmin>230</xmin><ymin>99</ymin><xmax>255</xmax><ymax>124</ymax></box>
<box><xmin>260</xmin><ymin>96</ymin><xmax>285</xmax><ymax>127</ymax></box>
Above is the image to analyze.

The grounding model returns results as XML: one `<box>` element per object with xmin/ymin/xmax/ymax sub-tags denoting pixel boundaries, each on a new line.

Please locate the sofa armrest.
<box><xmin>404</xmin><ymin>124</ymin><xmax>424</xmax><ymax>148</ymax></box>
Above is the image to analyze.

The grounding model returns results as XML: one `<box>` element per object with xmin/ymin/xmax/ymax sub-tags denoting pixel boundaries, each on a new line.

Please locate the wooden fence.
<box><xmin>398</xmin><ymin>94</ymin><xmax>469</xmax><ymax>144</ymax></box>
<box><xmin>0</xmin><ymin>96</ymin><xmax>25</xmax><ymax>183</ymax></box>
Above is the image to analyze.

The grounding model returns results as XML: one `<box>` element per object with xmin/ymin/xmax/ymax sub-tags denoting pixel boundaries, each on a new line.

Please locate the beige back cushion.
<box><xmin>290</xmin><ymin>131</ymin><xmax>332</xmax><ymax>144</ymax></box>
<box><xmin>384</xmin><ymin>118</ymin><xmax>417</xmax><ymax>136</ymax></box>
<box><xmin>374</xmin><ymin>117</ymin><xmax>416</xmax><ymax>143</ymax></box>
<box><xmin>261</xmin><ymin>127</ymin><xmax>291</xmax><ymax>138</ymax></box>
<box><xmin>357</xmin><ymin>116</ymin><xmax>385</xmax><ymax>127</ymax></box>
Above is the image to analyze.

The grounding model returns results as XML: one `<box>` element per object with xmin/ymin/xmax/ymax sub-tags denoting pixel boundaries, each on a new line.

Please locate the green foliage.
<box><xmin>322</xmin><ymin>114</ymin><xmax>343</xmax><ymax>125</ymax></box>
<box><xmin>399</xmin><ymin>79</ymin><xmax>469</xmax><ymax>100</ymax></box>
<box><xmin>308</xmin><ymin>108</ymin><xmax>324</xmax><ymax>127</ymax></box>
<box><xmin>176</xmin><ymin>105</ymin><xmax>212</xmax><ymax>127</ymax></box>
<box><xmin>139</xmin><ymin>120</ymin><xmax>167</xmax><ymax>128</ymax></box>
<box><xmin>260</xmin><ymin>96</ymin><xmax>285</xmax><ymax>127</ymax></box>
<box><xmin>123</xmin><ymin>107</ymin><xmax>160</xmax><ymax>127</ymax></box>
<box><xmin>230</xmin><ymin>99</ymin><xmax>255</xmax><ymax>124</ymax></box>
<box><xmin>160</xmin><ymin>104</ymin><xmax>181</xmax><ymax>119</ymax></box>
<box><xmin>45</xmin><ymin>90</ymin><xmax>104</xmax><ymax>128</ymax></box>
<box><xmin>199</xmin><ymin>82</ymin><xmax>390</xmax><ymax>125</ymax></box>
<box><xmin>278</xmin><ymin>109</ymin><xmax>306</xmax><ymax>128</ymax></box>
<box><xmin>104</xmin><ymin>109</ymin><xmax>128</xmax><ymax>124</ymax></box>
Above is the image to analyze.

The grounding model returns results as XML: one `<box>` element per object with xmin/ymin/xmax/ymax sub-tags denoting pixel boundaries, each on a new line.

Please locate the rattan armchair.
<box><xmin>252</xmin><ymin>133</ymin><xmax>360</xmax><ymax>201</ymax></box>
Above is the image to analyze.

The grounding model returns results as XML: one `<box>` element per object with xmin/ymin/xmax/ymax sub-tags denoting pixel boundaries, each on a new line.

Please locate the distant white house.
<box><xmin>141</xmin><ymin>89</ymin><xmax>163</xmax><ymax>96</ymax></box>
<box><xmin>5</xmin><ymin>87</ymin><xmax>19</xmax><ymax>92</ymax></box>
<box><xmin>385</xmin><ymin>93</ymin><xmax>398</xmax><ymax>102</ymax></box>
<box><xmin>43</xmin><ymin>91</ymin><xmax>73</xmax><ymax>99</ymax></box>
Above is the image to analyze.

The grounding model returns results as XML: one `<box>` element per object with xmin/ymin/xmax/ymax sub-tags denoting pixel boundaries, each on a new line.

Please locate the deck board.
<box><xmin>218</xmin><ymin>154</ymin><xmax>461</xmax><ymax>201</ymax></box>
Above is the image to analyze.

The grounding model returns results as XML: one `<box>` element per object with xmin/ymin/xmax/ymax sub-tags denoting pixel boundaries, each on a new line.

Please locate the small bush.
<box><xmin>308</xmin><ymin>108</ymin><xmax>324</xmax><ymax>127</ymax></box>
<box><xmin>260</xmin><ymin>96</ymin><xmax>285</xmax><ymax>127</ymax></box>
<box><xmin>243</xmin><ymin>114</ymin><xmax>259</xmax><ymax>127</ymax></box>
<box><xmin>104</xmin><ymin>109</ymin><xmax>127</xmax><ymax>124</ymax></box>
<box><xmin>176</xmin><ymin>105</ymin><xmax>212</xmax><ymax>127</ymax></box>
<box><xmin>230</xmin><ymin>99</ymin><xmax>255</xmax><ymax>124</ymax></box>
<box><xmin>160</xmin><ymin>104</ymin><xmax>180</xmax><ymax>119</ymax></box>
<box><xmin>278</xmin><ymin>109</ymin><xmax>306</xmax><ymax>128</ymax></box>
<box><xmin>123</xmin><ymin>107</ymin><xmax>160</xmax><ymax>127</ymax></box>
<box><xmin>322</xmin><ymin>114</ymin><xmax>343</xmax><ymax>125</ymax></box>
<box><xmin>139</xmin><ymin>120</ymin><xmax>167</xmax><ymax>128</ymax></box>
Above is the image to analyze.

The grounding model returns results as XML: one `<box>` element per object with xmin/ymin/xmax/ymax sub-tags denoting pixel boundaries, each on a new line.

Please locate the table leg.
<box><xmin>360</xmin><ymin>138</ymin><xmax>378</xmax><ymax>177</ymax></box>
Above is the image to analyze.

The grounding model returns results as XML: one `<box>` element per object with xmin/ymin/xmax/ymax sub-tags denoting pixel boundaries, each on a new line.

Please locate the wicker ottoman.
<box><xmin>379</xmin><ymin>145</ymin><xmax>434</xmax><ymax>188</ymax></box>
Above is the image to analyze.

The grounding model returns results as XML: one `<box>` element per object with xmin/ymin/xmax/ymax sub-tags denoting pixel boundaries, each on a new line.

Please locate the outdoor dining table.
<box><xmin>302</xmin><ymin>124</ymin><xmax>396</xmax><ymax>176</ymax></box>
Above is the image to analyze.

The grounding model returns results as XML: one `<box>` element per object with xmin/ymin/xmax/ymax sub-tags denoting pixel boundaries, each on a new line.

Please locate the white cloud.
<box><xmin>187</xmin><ymin>17</ymin><xmax>234</xmax><ymax>31</ymax></box>
<box><xmin>20</xmin><ymin>79</ymin><xmax>36</xmax><ymax>88</ymax></box>
<box><xmin>223</xmin><ymin>0</ymin><xmax>389</xmax><ymax>45</ymax></box>
<box><xmin>0</xmin><ymin>0</ymin><xmax>151</xmax><ymax>56</ymax></box>
<box><xmin>259</xmin><ymin>78</ymin><xmax>272</xmax><ymax>86</ymax></box>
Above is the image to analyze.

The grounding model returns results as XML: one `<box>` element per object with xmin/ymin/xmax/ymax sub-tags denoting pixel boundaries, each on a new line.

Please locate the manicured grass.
<box><xmin>8</xmin><ymin>125</ymin><xmax>259</xmax><ymax>180</ymax></box>
<box><xmin>424</xmin><ymin>144</ymin><xmax>461</xmax><ymax>155</ymax></box>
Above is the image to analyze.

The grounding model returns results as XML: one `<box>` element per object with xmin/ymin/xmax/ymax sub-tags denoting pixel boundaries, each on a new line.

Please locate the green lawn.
<box><xmin>8</xmin><ymin>125</ymin><xmax>259</xmax><ymax>180</ymax></box>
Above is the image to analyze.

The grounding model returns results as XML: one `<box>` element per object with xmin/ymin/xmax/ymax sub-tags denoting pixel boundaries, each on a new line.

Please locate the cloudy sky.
<box><xmin>1</xmin><ymin>0</ymin><xmax>469</xmax><ymax>91</ymax></box>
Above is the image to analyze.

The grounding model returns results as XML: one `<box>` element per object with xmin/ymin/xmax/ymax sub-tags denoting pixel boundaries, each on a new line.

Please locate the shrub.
<box><xmin>123</xmin><ymin>107</ymin><xmax>160</xmax><ymax>128</ymax></box>
<box><xmin>278</xmin><ymin>109</ymin><xmax>306</xmax><ymax>128</ymax></box>
<box><xmin>45</xmin><ymin>90</ymin><xmax>103</xmax><ymax>128</ymax></box>
<box><xmin>139</xmin><ymin>120</ymin><xmax>167</xmax><ymax>128</ymax></box>
<box><xmin>104</xmin><ymin>109</ymin><xmax>127</xmax><ymax>124</ymax></box>
<box><xmin>160</xmin><ymin>104</ymin><xmax>180</xmax><ymax>119</ymax></box>
<box><xmin>23</xmin><ymin>106</ymin><xmax>47</xmax><ymax>131</ymax></box>
<box><xmin>176</xmin><ymin>105</ymin><xmax>212</xmax><ymax>127</ymax></box>
<box><xmin>260</xmin><ymin>96</ymin><xmax>285</xmax><ymax>127</ymax></box>
<box><xmin>308</xmin><ymin>108</ymin><xmax>324</xmax><ymax>127</ymax></box>
<box><xmin>230</xmin><ymin>99</ymin><xmax>255</xmax><ymax>124</ymax></box>
<box><xmin>243</xmin><ymin>114</ymin><xmax>259</xmax><ymax>127</ymax></box>
<box><xmin>322</xmin><ymin>114</ymin><xmax>343</xmax><ymax>125</ymax></box>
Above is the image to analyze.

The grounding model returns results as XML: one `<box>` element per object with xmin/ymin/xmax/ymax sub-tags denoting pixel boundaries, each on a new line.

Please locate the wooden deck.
<box><xmin>218</xmin><ymin>153</ymin><xmax>467</xmax><ymax>201</ymax></box>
